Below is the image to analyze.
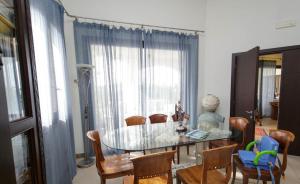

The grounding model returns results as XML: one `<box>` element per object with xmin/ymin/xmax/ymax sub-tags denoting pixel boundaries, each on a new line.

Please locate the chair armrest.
<box><xmin>253</xmin><ymin>150</ymin><xmax>277</xmax><ymax>166</ymax></box>
<box><xmin>245</xmin><ymin>140</ymin><xmax>258</xmax><ymax>151</ymax></box>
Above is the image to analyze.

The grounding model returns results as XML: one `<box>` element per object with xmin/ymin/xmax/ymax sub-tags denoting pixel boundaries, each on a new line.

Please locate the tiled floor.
<box><xmin>73</xmin><ymin>145</ymin><xmax>300</xmax><ymax>184</ymax></box>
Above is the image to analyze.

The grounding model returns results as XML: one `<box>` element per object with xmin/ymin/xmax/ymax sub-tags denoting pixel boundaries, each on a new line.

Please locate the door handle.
<box><xmin>246</xmin><ymin>110</ymin><xmax>254</xmax><ymax>119</ymax></box>
<box><xmin>246</xmin><ymin>110</ymin><xmax>253</xmax><ymax>114</ymax></box>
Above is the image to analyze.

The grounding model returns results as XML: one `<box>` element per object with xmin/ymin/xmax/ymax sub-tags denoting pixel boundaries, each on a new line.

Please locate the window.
<box><xmin>90</xmin><ymin>44</ymin><xmax>181</xmax><ymax>129</ymax></box>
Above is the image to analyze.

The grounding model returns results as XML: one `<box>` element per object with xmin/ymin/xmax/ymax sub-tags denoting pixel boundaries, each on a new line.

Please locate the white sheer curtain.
<box><xmin>30</xmin><ymin>0</ymin><xmax>76</xmax><ymax>183</ymax></box>
<box><xmin>91</xmin><ymin>45</ymin><xmax>181</xmax><ymax>134</ymax></box>
<box><xmin>91</xmin><ymin>44</ymin><xmax>145</xmax><ymax>132</ymax></box>
<box><xmin>142</xmin><ymin>48</ymin><xmax>181</xmax><ymax>116</ymax></box>
<box><xmin>261</xmin><ymin>61</ymin><xmax>276</xmax><ymax>117</ymax></box>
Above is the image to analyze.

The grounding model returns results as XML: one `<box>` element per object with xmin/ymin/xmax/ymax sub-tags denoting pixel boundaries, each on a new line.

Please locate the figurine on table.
<box><xmin>173</xmin><ymin>101</ymin><xmax>189</xmax><ymax>132</ymax></box>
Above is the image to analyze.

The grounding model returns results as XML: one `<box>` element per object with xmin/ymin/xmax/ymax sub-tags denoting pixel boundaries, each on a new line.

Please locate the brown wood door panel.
<box><xmin>231</xmin><ymin>47</ymin><xmax>259</xmax><ymax>144</ymax></box>
<box><xmin>0</xmin><ymin>0</ymin><xmax>44</xmax><ymax>183</ymax></box>
<box><xmin>278</xmin><ymin>49</ymin><xmax>300</xmax><ymax>155</ymax></box>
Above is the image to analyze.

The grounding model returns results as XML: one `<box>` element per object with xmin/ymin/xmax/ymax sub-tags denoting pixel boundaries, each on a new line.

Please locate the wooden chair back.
<box><xmin>269</xmin><ymin>129</ymin><xmax>295</xmax><ymax>174</ymax></box>
<box><xmin>149</xmin><ymin>114</ymin><xmax>168</xmax><ymax>124</ymax></box>
<box><xmin>125</xmin><ymin>116</ymin><xmax>146</xmax><ymax>126</ymax></box>
<box><xmin>86</xmin><ymin>130</ymin><xmax>105</xmax><ymax>173</ymax></box>
<box><xmin>171</xmin><ymin>113</ymin><xmax>190</xmax><ymax>121</ymax></box>
<box><xmin>131</xmin><ymin>151</ymin><xmax>175</xmax><ymax>184</ymax></box>
<box><xmin>229</xmin><ymin>117</ymin><xmax>249</xmax><ymax>149</ymax></box>
<box><xmin>202</xmin><ymin>144</ymin><xmax>237</xmax><ymax>184</ymax></box>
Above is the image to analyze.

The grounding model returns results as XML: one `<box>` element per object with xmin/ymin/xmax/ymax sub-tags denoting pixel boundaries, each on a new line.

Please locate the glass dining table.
<box><xmin>102</xmin><ymin>121</ymin><xmax>232</xmax><ymax>161</ymax></box>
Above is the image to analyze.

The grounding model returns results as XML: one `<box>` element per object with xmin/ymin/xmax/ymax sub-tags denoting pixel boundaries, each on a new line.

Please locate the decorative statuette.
<box><xmin>198</xmin><ymin>94</ymin><xmax>224</xmax><ymax>131</ymax></box>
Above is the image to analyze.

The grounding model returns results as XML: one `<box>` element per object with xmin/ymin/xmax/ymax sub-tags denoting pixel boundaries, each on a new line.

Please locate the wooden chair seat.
<box><xmin>123</xmin><ymin>175</ymin><xmax>168</xmax><ymax>184</ymax></box>
<box><xmin>100</xmin><ymin>154</ymin><xmax>133</xmax><ymax>178</ymax></box>
<box><xmin>176</xmin><ymin>165</ymin><xmax>227</xmax><ymax>184</ymax></box>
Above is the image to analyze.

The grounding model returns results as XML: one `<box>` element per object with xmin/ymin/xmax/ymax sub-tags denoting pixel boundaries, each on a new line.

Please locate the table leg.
<box><xmin>195</xmin><ymin>143</ymin><xmax>202</xmax><ymax>165</ymax></box>
<box><xmin>186</xmin><ymin>145</ymin><xmax>190</xmax><ymax>155</ymax></box>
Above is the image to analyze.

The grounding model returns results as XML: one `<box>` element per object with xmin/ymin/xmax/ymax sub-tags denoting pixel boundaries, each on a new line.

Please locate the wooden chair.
<box><xmin>125</xmin><ymin>116</ymin><xmax>146</xmax><ymax>126</ymax></box>
<box><xmin>176</xmin><ymin>144</ymin><xmax>237</xmax><ymax>184</ymax></box>
<box><xmin>232</xmin><ymin>129</ymin><xmax>295</xmax><ymax>184</ymax></box>
<box><xmin>125</xmin><ymin>116</ymin><xmax>146</xmax><ymax>155</ymax></box>
<box><xmin>149</xmin><ymin>114</ymin><xmax>168</xmax><ymax>124</ymax></box>
<box><xmin>171</xmin><ymin>113</ymin><xmax>193</xmax><ymax>164</ymax></box>
<box><xmin>87</xmin><ymin>130</ymin><xmax>133</xmax><ymax>184</ymax></box>
<box><xmin>149</xmin><ymin>113</ymin><xmax>172</xmax><ymax>154</ymax></box>
<box><xmin>123</xmin><ymin>150</ymin><xmax>176</xmax><ymax>184</ymax></box>
<box><xmin>209</xmin><ymin>117</ymin><xmax>249</xmax><ymax>152</ymax></box>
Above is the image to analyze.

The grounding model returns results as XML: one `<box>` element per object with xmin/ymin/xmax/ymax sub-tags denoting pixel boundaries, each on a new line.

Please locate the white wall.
<box><xmin>62</xmin><ymin>0</ymin><xmax>207</xmax><ymax>154</ymax></box>
<box><xmin>204</xmin><ymin>0</ymin><xmax>300</xmax><ymax>126</ymax></box>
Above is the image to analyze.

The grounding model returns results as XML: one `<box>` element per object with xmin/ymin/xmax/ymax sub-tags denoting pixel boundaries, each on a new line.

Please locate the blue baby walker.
<box><xmin>238</xmin><ymin>136</ymin><xmax>282</xmax><ymax>184</ymax></box>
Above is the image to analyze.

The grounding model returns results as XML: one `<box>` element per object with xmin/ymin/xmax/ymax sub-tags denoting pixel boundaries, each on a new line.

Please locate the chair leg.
<box><xmin>176</xmin><ymin>177</ymin><xmax>181</xmax><ymax>184</ymax></box>
<box><xmin>209</xmin><ymin>141</ymin><xmax>212</xmax><ymax>149</ymax></box>
<box><xmin>101</xmin><ymin>177</ymin><xmax>106</xmax><ymax>184</ymax></box>
<box><xmin>275</xmin><ymin>175</ymin><xmax>281</xmax><ymax>184</ymax></box>
<box><xmin>231</xmin><ymin>161</ymin><xmax>237</xmax><ymax>184</ymax></box>
<box><xmin>186</xmin><ymin>145</ymin><xmax>190</xmax><ymax>155</ymax></box>
<box><xmin>165</xmin><ymin>147</ymin><xmax>168</xmax><ymax>151</ymax></box>
<box><xmin>143</xmin><ymin>150</ymin><xmax>146</xmax><ymax>155</ymax></box>
<box><xmin>177</xmin><ymin>146</ymin><xmax>180</xmax><ymax>164</ymax></box>
<box><xmin>242</xmin><ymin>175</ymin><xmax>249</xmax><ymax>184</ymax></box>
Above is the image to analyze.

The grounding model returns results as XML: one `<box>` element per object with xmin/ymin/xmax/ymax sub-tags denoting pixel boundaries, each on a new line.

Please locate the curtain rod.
<box><xmin>56</xmin><ymin>0</ymin><xmax>205</xmax><ymax>34</ymax></box>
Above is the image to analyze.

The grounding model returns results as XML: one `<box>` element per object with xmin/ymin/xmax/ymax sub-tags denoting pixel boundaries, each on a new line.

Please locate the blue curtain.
<box><xmin>29</xmin><ymin>0</ymin><xmax>76</xmax><ymax>183</ymax></box>
<box><xmin>74</xmin><ymin>21</ymin><xmax>199</xmax><ymax>155</ymax></box>
<box><xmin>74</xmin><ymin>21</ymin><xmax>143</xmax><ymax>155</ymax></box>
<box><xmin>144</xmin><ymin>30</ymin><xmax>199</xmax><ymax>128</ymax></box>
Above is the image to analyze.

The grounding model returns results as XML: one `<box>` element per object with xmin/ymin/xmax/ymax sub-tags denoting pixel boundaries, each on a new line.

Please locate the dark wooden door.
<box><xmin>278</xmin><ymin>48</ymin><xmax>300</xmax><ymax>155</ymax></box>
<box><xmin>230</xmin><ymin>47</ymin><xmax>259</xmax><ymax>144</ymax></box>
<box><xmin>0</xmin><ymin>0</ymin><xmax>44</xmax><ymax>183</ymax></box>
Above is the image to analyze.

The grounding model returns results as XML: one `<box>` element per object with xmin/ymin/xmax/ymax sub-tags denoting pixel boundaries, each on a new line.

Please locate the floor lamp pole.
<box><xmin>77</xmin><ymin>65</ymin><xmax>95</xmax><ymax>168</ymax></box>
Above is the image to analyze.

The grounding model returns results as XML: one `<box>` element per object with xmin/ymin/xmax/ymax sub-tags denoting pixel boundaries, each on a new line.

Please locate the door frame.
<box><xmin>259</xmin><ymin>45</ymin><xmax>300</xmax><ymax>55</ymax></box>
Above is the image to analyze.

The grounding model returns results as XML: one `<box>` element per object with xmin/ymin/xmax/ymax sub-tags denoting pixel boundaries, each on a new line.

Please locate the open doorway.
<box><xmin>255</xmin><ymin>53</ymin><xmax>282</xmax><ymax>139</ymax></box>
<box><xmin>231</xmin><ymin>45</ymin><xmax>300</xmax><ymax>155</ymax></box>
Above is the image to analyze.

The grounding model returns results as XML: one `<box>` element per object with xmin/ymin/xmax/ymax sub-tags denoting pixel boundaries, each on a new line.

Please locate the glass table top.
<box><xmin>102</xmin><ymin>121</ymin><xmax>232</xmax><ymax>151</ymax></box>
